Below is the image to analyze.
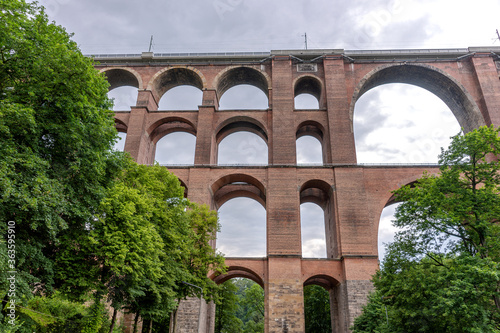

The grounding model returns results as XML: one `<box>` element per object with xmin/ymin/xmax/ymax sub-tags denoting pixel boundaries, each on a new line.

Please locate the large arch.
<box><xmin>213</xmin><ymin>66</ymin><xmax>271</xmax><ymax>104</ymax></box>
<box><xmin>148</xmin><ymin>66</ymin><xmax>206</xmax><ymax>101</ymax></box>
<box><xmin>148</xmin><ymin>117</ymin><xmax>197</xmax><ymax>144</ymax></box>
<box><xmin>212</xmin><ymin>265</ymin><xmax>265</xmax><ymax>288</ymax></box>
<box><xmin>101</xmin><ymin>67</ymin><xmax>142</xmax><ymax>90</ymax></box>
<box><xmin>293</xmin><ymin>74</ymin><xmax>324</xmax><ymax>109</ymax></box>
<box><xmin>350</xmin><ymin>63</ymin><xmax>485</xmax><ymax>131</ymax></box>
<box><xmin>211</xmin><ymin>173</ymin><xmax>266</xmax><ymax>209</ymax></box>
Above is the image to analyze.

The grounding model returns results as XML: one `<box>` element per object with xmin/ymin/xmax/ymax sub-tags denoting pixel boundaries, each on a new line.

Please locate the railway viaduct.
<box><xmin>94</xmin><ymin>46</ymin><xmax>500</xmax><ymax>333</ymax></box>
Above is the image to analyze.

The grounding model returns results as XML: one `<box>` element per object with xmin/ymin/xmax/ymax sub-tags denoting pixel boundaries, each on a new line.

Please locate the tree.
<box><xmin>304</xmin><ymin>285</ymin><xmax>331</xmax><ymax>333</ymax></box>
<box><xmin>0</xmin><ymin>0</ymin><xmax>125</xmax><ymax>328</ymax></box>
<box><xmin>353</xmin><ymin>125</ymin><xmax>500</xmax><ymax>333</ymax></box>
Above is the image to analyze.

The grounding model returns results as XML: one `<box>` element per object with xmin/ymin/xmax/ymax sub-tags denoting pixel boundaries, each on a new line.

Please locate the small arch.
<box><xmin>296</xmin><ymin>121</ymin><xmax>325</xmax><ymax>164</ymax></box>
<box><xmin>350</xmin><ymin>63</ymin><xmax>485</xmax><ymax>131</ymax></box>
<box><xmin>148</xmin><ymin>117</ymin><xmax>197</xmax><ymax>144</ymax></box>
<box><xmin>101</xmin><ymin>67</ymin><xmax>142</xmax><ymax>90</ymax></box>
<box><xmin>294</xmin><ymin>75</ymin><xmax>322</xmax><ymax>109</ymax></box>
<box><xmin>300</xmin><ymin>180</ymin><xmax>337</xmax><ymax>258</ymax></box>
<box><xmin>149</xmin><ymin>66</ymin><xmax>206</xmax><ymax>101</ymax></box>
<box><xmin>115</xmin><ymin>118</ymin><xmax>127</xmax><ymax>133</ymax></box>
<box><xmin>212</xmin><ymin>174</ymin><xmax>266</xmax><ymax>209</ymax></box>
<box><xmin>155</xmin><ymin>132</ymin><xmax>196</xmax><ymax>165</ymax></box>
<box><xmin>214</xmin><ymin>66</ymin><xmax>270</xmax><ymax>104</ymax></box>
<box><xmin>213</xmin><ymin>266</ymin><xmax>264</xmax><ymax>288</ymax></box>
<box><xmin>216</xmin><ymin>117</ymin><xmax>268</xmax><ymax>144</ymax></box>
<box><xmin>178</xmin><ymin>178</ymin><xmax>188</xmax><ymax>198</ymax></box>
<box><xmin>304</xmin><ymin>274</ymin><xmax>339</xmax><ymax>290</ymax></box>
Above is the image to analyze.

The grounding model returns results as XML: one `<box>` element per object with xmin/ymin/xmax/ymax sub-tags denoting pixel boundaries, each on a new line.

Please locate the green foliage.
<box><xmin>304</xmin><ymin>285</ymin><xmax>331</xmax><ymax>333</ymax></box>
<box><xmin>0</xmin><ymin>0</ymin><xmax>126</xmax><ymax>318</ymax></box>
<box><xmin>353</xmin><ymin>126</ymin><xmax>500</xmax><ymax>333</ymax></box>
<box><xmin>215</xmin><ymin>279</ymin><xmax>264</xmax><ymax>333</ymax></box>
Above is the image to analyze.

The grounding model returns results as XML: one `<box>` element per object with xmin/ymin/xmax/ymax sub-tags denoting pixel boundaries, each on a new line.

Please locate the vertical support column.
<box><xmin>123</xmin><ymin>90</ymin><xmax>157</xmax><ymax>164</ymax></box>
<box><xmin>333</xmin><ymin>167</ymin><xmax>377</xmax><ymax>331</ymax></box>
<box><xmin>270</xmin><ymin>56</ymin><xmax>296</xmax><ymax>165</ymax></box>
<box><xmin>266</xmin><ymin>257</ymin><xmax>305</xmax><ymax>333</ymax></box>
<box><xmin>471</xmin><ymin>55</ymin><xmax>500</xmax><ymax>126</ymax></box>
<box><xmin>323</xmin><ymin>56</ymin><xmax>357</xmax><ymax>164</ymax></box>
<box><xmin>124</xmin><ymin>107</ymin><xmax>154</xmax><ymax>165</ymax></box>
<box><xmin>337</xmin><ymin>258</ymin><xmax>378</xmax><ymax>330</ymax></box>
<box><xmin>194</xmin><ymin>105</ymin><xmax>216</xmax><ymax>165</ymax></box>
<box><xmin>266</xmin><ymin>168</ymin><xmax>304</xmax><ymax>332</ymax></box>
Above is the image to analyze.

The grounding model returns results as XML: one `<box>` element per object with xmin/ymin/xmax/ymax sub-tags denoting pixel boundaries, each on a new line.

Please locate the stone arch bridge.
<box><xmin>94</xmin><ymin>47</ymin><xmax>500</xmax><ymax>333</ymax></box>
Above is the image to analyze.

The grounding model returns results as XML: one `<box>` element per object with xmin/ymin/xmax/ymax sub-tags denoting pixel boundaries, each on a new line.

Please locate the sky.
<box><xmin>39</xmin><ymin>0</ymin><xmax>500</xmax><ymax>261</ymax></box>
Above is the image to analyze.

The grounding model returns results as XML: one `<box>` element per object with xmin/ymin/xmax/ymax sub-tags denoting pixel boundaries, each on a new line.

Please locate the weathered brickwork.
<box><xmin>95</xmin><ymin>47</ymin><xmax>500</xmax><ymax>333</ymax></box>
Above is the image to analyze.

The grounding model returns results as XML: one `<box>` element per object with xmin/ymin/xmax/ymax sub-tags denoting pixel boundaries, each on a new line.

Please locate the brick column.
<box><xmin>471</xmin><ymin>55</ymin><xmax>500</xmax><ymax>126</ymax></box>
<box><xmin>194</xmin><ymin>105</ymin><xmax>216</xmax><ymax>165</ymax></box>
<box><xmin>270</xmin><ymin>56</ymin><xmax>296</xmax><ymax>165</ymax></box>
<box><xmin>123</xmin><ymin>107</ymin><xmax>154</xmax><ymax>164</ymax></box>
<box><xmin>266</xmin><ymin>257</ymin><xmax>305</xmax><ymax>333</ymax></box>
<box><xmin>323</xmin><ymin>56</ymin><xmax>357</xmax><ymax>164</ymax></box>
<box><xmin>265</xmin><ymin>167</ymin><xmax>304</xmax><ymax>332</ymax></box>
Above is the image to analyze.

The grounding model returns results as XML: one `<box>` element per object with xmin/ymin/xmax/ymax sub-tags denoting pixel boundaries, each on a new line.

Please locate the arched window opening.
<box><xmin>107</xmin><ymin>86</ymin><xmax>138</xmax><ymax>111</ymax></box>
<box><xmin>297</xmin><ymin>136</ymin><xmax>323</xmax><ymax>165</ymax></box>
<box><xmin>304</xmin><ymin>284</ymin><xmax>332</xmax><ymax>333</ymax></box>
<box><xmin>155</xmin><ymin>132</ymin><xmax>196</xmax><ymax>165</ymax></box>
<box><xmin>295</xmin><ymin>93</ymin><xmax>319</xmax><ymax>109</ymax></box>
<box><xmin>219</xmin><ymin>84</ymin><xmax>268</xmax><ymax>110</ymax></box>
<box><xmin>353</xmin><ymin>83</ymin><xmax>460</xmax><ymax>164</ymax></box>
<box><xmin>215</xmin><ymin>278</ymin><xmax>264</xmax><ymax>333</ymax></box>
<box><xmin>378</xmin><ymin>202</ymin><xmax>401</xmax><ymax>262</ymax></box>
<box><xmin>158</xmin><ymin>85</ymin><xmax>203</xmax><ymax>110</ymax></box>
<box><xmin>301</xmin><ymin>203</ymin><xmax>327</xmax><ymax>258</ymax></box>
<box><xmin>113</xmin><ymin>132</ymin><xmax>126</xmax><ymax>151</ymax></box>
<box><xmin>218</xmin><ymin>132</ymin><xmax>268</xmax><ymax>165</ymax></box>
<box><xmin>217</xmin><ymin>197</ymin><xmax>266</xmax><ymax>257</ymax></box>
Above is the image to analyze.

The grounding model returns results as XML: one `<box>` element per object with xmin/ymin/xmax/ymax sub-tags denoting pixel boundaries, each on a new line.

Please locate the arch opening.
<box><xmin>214</xmin><ymin>278</ymin><xmax>265</xmax><ymax>333</ymax></box>
<box><xmin>219</xmin><ymin>84</ymin><xmax>269</xmax><ymax>110</ymax></box>
<box><xmin>352</xmin><ymin>64</ymin><xmax>485</xmax><ymax>131</ymax></box>
<box><xmin>303</xmin><ymin>284</ymin><xmax>333</xmax><ymax>333</ymax></box>
<box><xmin>378</xmin><ymin>202</ymin><xmax>401</xmax><ymax>262</ymax></box>
<box><xmin>153</xmin><ymin>67</ymin><xmax>204</xmax><ymax>98</ymax></box>
<box><xmin>353</xmin><ymin>83</ymin><xmax>461</xmax><ymax>164</ymax></box>
<box><xmin>216</xmin><ymin>197</ymin><xmax>266</xmax><ymax>258</ymax></box>
<box><xmin>300</xmin><ymin>180</ymin><xmax>337</xmax><ymax>258</ymax></box>
<box><xmin>297</xmin><ymin>136</ymin><xmax>323</xmax><ymax>165</ymax></box>
<box><xmin>300</xmin><ymin>203</ymin><xmax>327</xmax><ymax>258</ymax></box>
<box><xmin>218</xmin><ymin>131</ymin><xmax>268</xmax><ymax>166</ymax></box>
<box><xmin>108</xmin><ymin>86</ymin><xmax>138</xmax><ymax>111</ymax></box>
<box><xmin>103</xmin><ymin>68</ymin><xmax>140</xmax><ymax>91</ymax></box>
<box><xmin>295</xmin><ymin>93</ymin><xmax>320</xmax><ymax>109</ymax></box>
<box><xmin>113</xmin><ymin>132</ymin><xmax>127</xmax><ymax>152</ymax></box>
<box><xmin>158</xmin><ymin>85</ymin><xmax>203</xmax><ymax>110</ymax></box>
<box><xmin>155</xmin><ymin>132</ymin><xmax>196</xmax><ymax>165</ymax></box>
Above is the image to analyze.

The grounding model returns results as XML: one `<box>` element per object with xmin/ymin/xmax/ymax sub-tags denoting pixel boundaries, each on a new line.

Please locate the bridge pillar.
<box><xmin>471</xmin><ymin>55</ymin><xmax>500</xmax><ymax>126</ymax></box>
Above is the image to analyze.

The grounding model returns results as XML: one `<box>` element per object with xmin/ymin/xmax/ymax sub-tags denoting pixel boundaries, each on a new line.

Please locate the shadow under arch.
<box><xmin>293</xmin><ymin>74</ymin><xmax>324</xmax><ymax>108</ymax></box>
<box><xmin>350</xmin><ymin>63</ymin><xmax>485</xmax><ymax>132</ymax></box>
<box><xmin>214</xmin><ymin>66</ymin><xmax>270</xmax><ymax>104</ymax></box>
<box><xmin>304</xmin><ymin>274</ymin><xmax>339</xmax><ymax>290</ymax></box>
<box><xmin>211</xmin><ymin>173</ymin><xmax>266</xmax><ymax>209</ymax></box>
<box><xmin>149</xmin><ymin>66</ymin><xmax>206</xmax><ymax>101</ymax></box>
<box><xmin>215</xmin><ymin>116</ymin><xmax>268</xmax><ymax>145</ymax></box>
<box><xmin>212</xmin><ymin>266</ymin><xmax>265</xmax><ymax>288</ymax></box>
<box><xmin>148</xmin><ymin>116</ymin><xmax>197</xmax><ymax>144</ymax></box>
<box><xmin>177</xmin><ymin>178</ymin><xmax>189</xmax><ymax>198</ymax></box>
<box><xmin>115</xmin><ymin>118</ymin><xmax>128</xmax><ymax>133</ymax></box>
<box><xmin>102</xmin><ymin>67</ymin><xmax>142</xmax><ymax>90</ymax></box>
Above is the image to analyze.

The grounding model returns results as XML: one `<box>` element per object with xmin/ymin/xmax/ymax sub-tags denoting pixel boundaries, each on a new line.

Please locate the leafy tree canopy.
<box><xmin>353</xmin><ymin>125</ymin><xmax>500</xmax><ymax>333</ymax></box>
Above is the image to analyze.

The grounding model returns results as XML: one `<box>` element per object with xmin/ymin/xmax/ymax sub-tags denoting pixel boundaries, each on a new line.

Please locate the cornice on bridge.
<box><xmin>89</xmin><ymin>46</ymin><xmax>500</xmax><ymax>65</ymax></box>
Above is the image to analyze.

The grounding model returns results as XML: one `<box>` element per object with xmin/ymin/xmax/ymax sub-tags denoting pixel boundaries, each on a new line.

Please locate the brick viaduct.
<box><xmin>94</xmin><ymin>47</ymin><xmax>500</xmax><ymax>333</ymax></box>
